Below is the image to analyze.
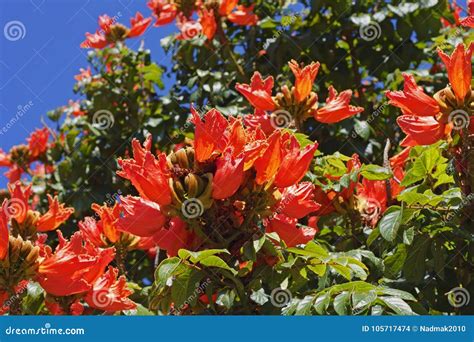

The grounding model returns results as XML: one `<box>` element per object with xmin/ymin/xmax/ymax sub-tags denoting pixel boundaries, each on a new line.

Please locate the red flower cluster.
<box><xmin>388</xmin><ymin>43</ymin><xmax>473</xmax><ymax>146</ymax></box>
<box><xmin>238</xmin><ymin>60</ymin><xmax>363</xmax><ymax>130</ymax></box>
<box><xmin>148</xmin><ymin>0</ymin><xmax>258</xmax><ymax>41</ymax></box>
<box><xmin>0</xmin><ymin>128</ymin><xmax>51</xmax><ymax>183</ymax></box>
<box><xmin>81</xmin><ymin>12</ymin><xmax>152</xmax><ymax>49</ymax></box>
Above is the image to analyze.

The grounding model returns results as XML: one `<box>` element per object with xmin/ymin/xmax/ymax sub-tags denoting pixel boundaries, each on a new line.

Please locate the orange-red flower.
<box><xmin>356</xmin><ymin>178</ymin><xmax>388</xmax><ymax>227</ymax></box>
<box><xmin>147</xmin><ymin>0</ymin><xmax>178</xmax><ymax>26</ymax></box>
<box><xmin>460</xmin><ymin>0</ymin><xmax>474</xmax><ymax>27</ymax></box>
<box><xmin>6</xmin><ymin>181</ymin><xmax>31</xmax><ymax>224</ymax></box>
<box><xmin>4</xmin><ymin>165</ymin><xmax>23</xmax><ymax>183</ymax></box>
<box><xmin>128</xmin><ymin>12</ymin><xmax>152</xmax><ymax>38</ymax></box>
<box><xmin>386</xmin><ymin>73</ymin><xmax>440</xmax><ymax>117</ymax></box>
<box><xmin>36</xmin><ymin>195</ymin><xmax>74</xmax><ymax>232</ymax></box>
<box><xmin>27</xmin><ymin>128</ymin><xmax>49</xmax><ymax>159</ymax></box>
<box><xmin>91</xmin><ymin>203</ymin><xmax>121</xmax><ymax>243</ymax></box>
<box><xmin>80</xmin><ymin>31</ymin><xmax>109</xmax><ymax>49</ymax></box>
<box><xmin>243</xmin><ymin>109</ymin><xmax>275</xmax><ymax>135</ymax></box>
<box><xmin>74</xmin><ymin>67</ymin><xmax>92</xmax><ymax>82</ymax></box>
<box><xmin>117</xmin><ymin>136</ymin><xmax>172</xmax><ymax>206</ymax></box>
<box><xmin>79</xmin><ymin>217</ymin><xmax>107</xmax><ymax>248</ymax></box>
<box><xmin>236</xmin><ymin>72</ymin><xmax>276</xmax><ymax>111</ymax></box>
<box><xmin>288</xmin><ymin>60</ymin><xmax>320</xmax><ymax>103</ymax></box>
<box><xmin>0</xmin><ymin>149</ymin><xmax>11</xmax><ymax>167</ymax></box>
<box><xmin>277</xmin><ymin>182</ymin><xmax>321</xmax><ymax>219</ymax></box>
<box><xmin>38</xmin><ymin>231</ymin><xmax>115</xmax><ymax>296</ymax></box>
<box><xmin>199</xmin><ymin>9</ymin><xmax>217</xmax><ymax>40</ymax></box>
<box><xmin>153</xmin><ymin>217</ymin><xmax>199</xmax><ymax>256</ymax></box>
<box><xmin>265</xmin><ymin>214</ymin><xmax>316</xmax><ymax>247</ymax></box>
<box><xmin>85</xmin><ymin>267</ymin><xmax>136</xmax><ymax>312</ymax></box>
<box><xmin>212</xmin><ymin>149</ymin><xmax>245</xmax><ymax>200</ymax></box>
<box><xmin>219</xmin><ymin>0</ymin><xmax>238</xmax><ymax>16</ymax></box>
<box><xmin>116</xmin><ymin>196</ymin><xmax>166</xmax><ymax>237</ymax></box>
<box><xmin>274</xmin><ymin>134</ymin><xmax>318</xmax><ymax>188</ymax></box>
<box><xmin>397</xmin><ymin>115</ymin><xmax>447</xmax><ymax>147</ymax></box>
<box><xmin>438</xmin><ymin>43</ymin><xmax>474</xmax><ymax>104</ymax></box>
<box><xmin>314</xmin><ymin>86</ymin><xmax>363</xmax><ymax>123</ymax></box>
<box><xmin>254</xmin><ymin>132</ymin><xmax>282</xmax><ymax>185</ymax></box>
<box><xmin>0</xmin><ymin>203</ymin><xmax>8</xmax><ymax>261</ymax></box>
<box><xmin>191</xmin><ymin>107</ymin><xmax>229</xmax><ymax>162</ymax></box>
<box><xmin>228</xmin><ymin>5</ymin><xmax>258</xmax><ymax>26</ymax></box>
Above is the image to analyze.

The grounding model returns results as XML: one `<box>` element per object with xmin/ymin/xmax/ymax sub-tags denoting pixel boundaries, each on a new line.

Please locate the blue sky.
<box><xmin>0</xmin><ymin>0</ymin><xmax>176</xmax><ymax>186</ymax></box>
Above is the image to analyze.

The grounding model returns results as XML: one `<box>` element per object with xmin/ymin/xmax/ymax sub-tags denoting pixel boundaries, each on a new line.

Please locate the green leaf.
<box><xmin>154</xmin><ymin>257</ymin><xmax>182</xmax><ymax>288</ymax></box>
<box><xmin>378</xmin><ymin>206</ymin><xmax>403</xmax><ymax>242</ymax></box>
<box><xmin>199</xmin><ymin>255</ymin><xmax>237</xmax><ymax>275</ymax></box>
<box><xmin>360</xmin><ymin>164</ymin><xmax>392</xmax><ymax>180</ymax></box>
<box><xmin>250</xmin><ymin>288</ymin><xmax>269</xmax><ymax>305</ymax></box>
<box><xmin>171</xmin><ymin>268</ymin><xmax>205</xmax><ymax>308</ymax></box>
<box><xmin>380</xmin><ymin>296</ymin><xmax>415</xmax><ymax>315</ymax></box>
<box><xmin>178</xmin><ymin>249</ymin><xmax>229</xmax><ymax>263</ymax></box>
<box><xmin>333</xmin><ymin>291</ymin><xmax>350</xmax><ymax>315</ymax></box>
<box><xmin>308</xmin><ymin>264</ymin><xmax>327</xmax><ymax>276</ymax></box>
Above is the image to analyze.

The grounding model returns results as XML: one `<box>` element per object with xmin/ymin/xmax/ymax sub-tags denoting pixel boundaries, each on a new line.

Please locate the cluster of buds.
<box><xmin>237</xmin><ymin>60</ymin><xmax>364</xmax><ymax>133</ymax></box>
